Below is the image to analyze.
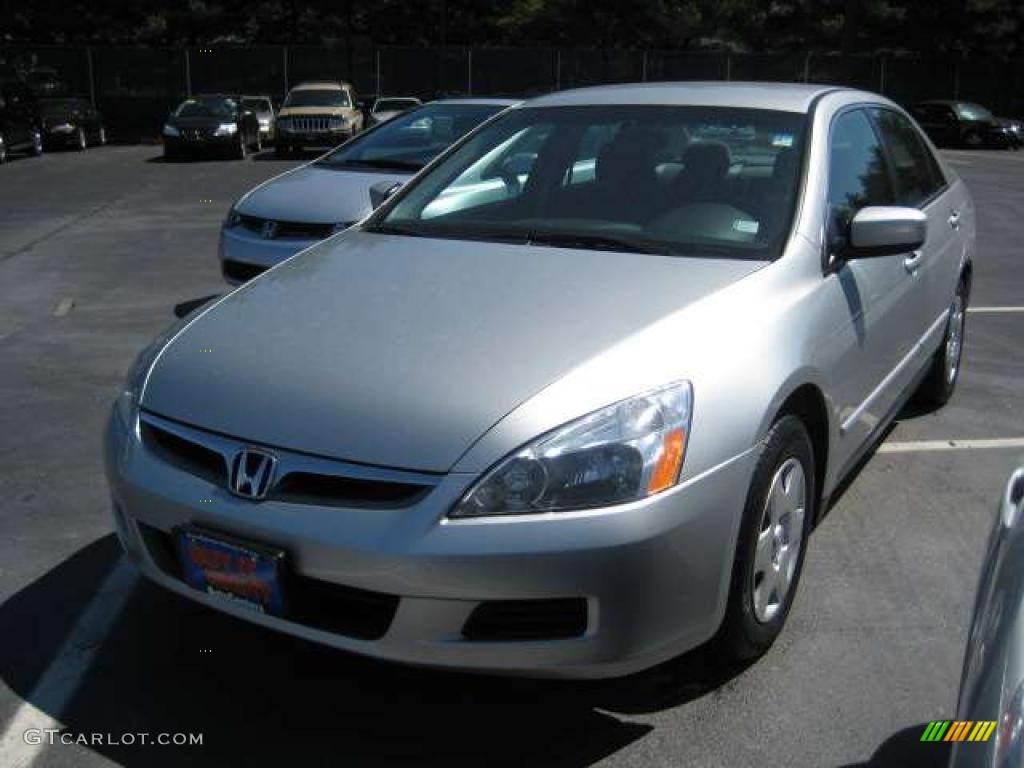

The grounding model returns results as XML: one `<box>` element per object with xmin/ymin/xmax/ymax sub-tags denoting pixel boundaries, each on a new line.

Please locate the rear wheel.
<box><xmin>718</xmin><ymin>415</ymin><xmax>815</xmax><ymax>660</ymax></box>
<box><xmin>234</xmin><ymin>131</ymin><xmax>247</xmax><ymax>160</ymax></box>
<box><xmin>915</xmin><ymin>276</ymin><xmax>967</xmax><ymax>408</ymax></box>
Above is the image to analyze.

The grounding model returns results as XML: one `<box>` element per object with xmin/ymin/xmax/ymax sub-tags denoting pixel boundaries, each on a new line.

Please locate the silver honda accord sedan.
<box><xmin>105</xmin><ymin>82</ymin><xmax>974</xmax><ymax>678</ymax></box>
<box><xmin>219</xmin><ymin>98</ymin><xmax>516</xmax><ymax>284</ymax></box>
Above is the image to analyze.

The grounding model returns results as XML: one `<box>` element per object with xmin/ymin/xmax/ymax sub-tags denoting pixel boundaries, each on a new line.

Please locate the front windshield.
<box><xmin>284</xmin><ymin>89</ymin><xmax>350</xmax><ymax>108</ymax></box>
<box><xmin>316</xmin><ymin>103</ymin><xmax>507</xmax><ymax>172</ymax></box>
<box><xmin>241</xmin><ymin>98</ymin><xmax>270</xmax><ymax>112</ymax></box>
<box><xmin>955</xmin><ymin>103</ymin><xmax>994</xmax><ymax>121</ymax></box>
<box><xmin>371</xmin><ymin>105</ymin><xmax>806</xmax><ymax>259</ymax></box>
<box><xmin>175</xmin><ymin>97</ymin><xmax>236</xmax><ymax>118</ymax></box>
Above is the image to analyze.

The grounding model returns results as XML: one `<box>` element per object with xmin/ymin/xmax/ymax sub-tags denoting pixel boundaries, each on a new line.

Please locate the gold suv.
<box><xmin>275</xmin><ymin>80</ymin><xmax>364</xmax><ymax>156</ymax></box>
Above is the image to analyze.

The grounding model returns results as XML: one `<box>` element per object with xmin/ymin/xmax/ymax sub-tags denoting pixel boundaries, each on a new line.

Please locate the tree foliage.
<box><xmin>2</xmin><ymin>0</ymin><xmax>1022</xmax><ymax>59</ymax></box>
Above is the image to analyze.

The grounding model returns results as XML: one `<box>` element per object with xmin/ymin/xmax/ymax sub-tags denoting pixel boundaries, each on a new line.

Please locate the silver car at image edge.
<box><xmin>219</xmin><ymin>98</ymin><xmax>516</xmax><ymax>284</ymax></box>
<box><xmin>951</xmin><ymin>465</ymin><xmax>1024</xmax><ymax>768</ymax></box>
<box><xmin>105</xmin><ymin>82</ymin><xmax>975</xmax><ymax>678</ymax></box>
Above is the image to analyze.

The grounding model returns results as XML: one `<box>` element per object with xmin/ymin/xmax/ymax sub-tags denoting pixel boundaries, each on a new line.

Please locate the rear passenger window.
<box><xmin>827</xmin><ymin>109</ymin><xmax>894</xmax><ymax>252</ymax></box>
<box><xmin>871</xmin><ymin>108</ymin><xmax>945</xmax><ymax>207</ymax></box>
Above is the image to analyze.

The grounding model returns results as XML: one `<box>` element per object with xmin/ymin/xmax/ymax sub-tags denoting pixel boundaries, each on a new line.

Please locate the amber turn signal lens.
<box><xmin>647</xmin><ymin>428</ymin><xmax>686</xmax><ymax>494</ymax></box>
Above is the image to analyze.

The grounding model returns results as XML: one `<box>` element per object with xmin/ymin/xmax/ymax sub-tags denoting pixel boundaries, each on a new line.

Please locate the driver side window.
<box><xmin>827</xmin><ymin>109</ymin><xmax>894</xmax><ymax>255</ymax></box>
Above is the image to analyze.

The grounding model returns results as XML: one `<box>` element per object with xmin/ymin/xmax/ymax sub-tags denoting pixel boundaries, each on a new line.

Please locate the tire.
<box><xmin>76</xmin><ymin>127</ymin><xmax>87</xmax><ymax>151</ymax></box>
<box><xmin>234</xmin><ymin>132</ymin><xmax>247</xmax><ymax>160</ymax></box>
<box><xmin>253</xmin><ymin>131</ymin><xmax>262</xmax><ymax>153</ymax></box>
<box><xmin>98</xmin><ymin>127</ymin><xmax>107</xmax><ymax>146</ymax></box>
<box><xmin>275</xmin><ymin>143</ymin><xmax>290</xmax><ymax>158</ymax></box>
<box><xmin>915</xmin><ymin>276</ymin><xmax>968</xmax><ymax>408</ymax></box>
<box><xmin>718</xmin><ymin>415</ymin><xmax>815</xmax><ymax>661</ymax></box>
<box><xmin>963</xmin><ymin>131</ymin><xmax>983</xmax><ymax>149</ymax></box>
<box><xmin>30</xmin><ymin>129</ymin><xmax>43</xmax><ymax>156</ymax></box>
<box><xmin>0</xmin><ymin>135</ymin><xmax>7</xmax><ymax>164</ymax></box>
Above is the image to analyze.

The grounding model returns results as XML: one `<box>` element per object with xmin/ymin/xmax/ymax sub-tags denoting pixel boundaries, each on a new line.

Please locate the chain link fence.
<box><xmin>2</xmin><ymin>43</ymin><xmax>1021</xmax><ymax>141</ymax></box>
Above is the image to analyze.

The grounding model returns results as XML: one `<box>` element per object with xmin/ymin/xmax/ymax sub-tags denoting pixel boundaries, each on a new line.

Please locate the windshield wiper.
<box><xmin>525</xmin><ymin>231</ymin><xmax>672</xmax><ymax>255</ymax></box>
<box><xmin>363</xmin><ymin>222</ymin><xmax>429</xmax><ymax>237</ymax></box>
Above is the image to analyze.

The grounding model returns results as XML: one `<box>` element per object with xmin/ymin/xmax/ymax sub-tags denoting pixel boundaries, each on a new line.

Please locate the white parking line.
<box><xmin>878</xmin><ymin>437</ymin><xmax>1024</xmax><ymax>454</ymax></box>
<box><xmin>0</xmin><ymin>557</ymin><xmax>136</xmax><ymax>768</ymax></box>
<box><xmin>968</xmin><ymin>306</ymin><xmax>1024</xmax><ymax>314</ymax></box>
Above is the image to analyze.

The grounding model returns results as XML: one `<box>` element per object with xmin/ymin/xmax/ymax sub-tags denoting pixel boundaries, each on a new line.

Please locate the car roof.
<box><xmin>292</xmin><ymin>81</ymin><xmax>351</xmax><ymax>91</ymax></box>
<box><xmin>524</xmin><ymin>82</ymin><xmax>855</xmax><ymax>113</ymax></box>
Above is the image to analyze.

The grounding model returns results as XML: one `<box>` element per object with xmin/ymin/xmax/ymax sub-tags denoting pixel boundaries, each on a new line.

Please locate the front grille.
<box><xmin>287</xmin><ymin>116</ymin><xmax>335</xmax><ymax>133</ymax></box>
<box><xmin>138</xmin><ymin>412</ymin><xmax>440</xmax><ymax>508</ymax></box>
<box><xmin>140</xmin><ymin>420</ymin><xmax>227</xmax><ymax>485</ymax></box>
<box><xmin>236</xmin><ymin>213</ymin><xmax>336</xmax><ymax>241</ymax></box>
<box><xmin>221</xmin><ymin>259</ymin><xmax>266</xmax><ymax>282</ymax></box>
<box><xmin>183</xmin><ymin>128</ymin><xmax>210</xmax><ymax>140</ymax></box>
<box><xmin>136</xmin><ymin>522</ymin><xmax>398</xmax><ymax>640</ymax></box>
<box><xmin>462</xmin><ymin>598</ymin><xmax>588</xmax><ymax>641</ymax></box>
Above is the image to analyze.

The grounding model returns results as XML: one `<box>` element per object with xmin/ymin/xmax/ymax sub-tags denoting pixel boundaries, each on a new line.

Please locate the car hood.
<box><xmin>168</xmin><ymin>115</ymin><xmax>235</xmax><ymax>129</ymax></box>
<box><xmin>142</xmin><ymin>232</ymin><xmax>765</xmax><ymax>472</ymax></box>
<box><xmin>279</xmin><ymin>106</ymin><xmax>353</xmax><ymax>117</ymax></box>
<box><xmin>237</xmin><ymin>165</ymin><xmax>412</xmax><ymax>225</ymax></box>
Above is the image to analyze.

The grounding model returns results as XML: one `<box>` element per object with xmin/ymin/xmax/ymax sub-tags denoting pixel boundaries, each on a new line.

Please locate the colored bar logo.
<box><xmin>921</xmin><ymin>721</ymin><xmax>997</xmax><ymax>742</ymax></box>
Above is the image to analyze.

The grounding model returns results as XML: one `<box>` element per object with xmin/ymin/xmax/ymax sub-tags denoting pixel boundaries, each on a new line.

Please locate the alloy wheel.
<box><xmin>752</xmin><ymin>457</ymin><xmax>807</xmax><ymax>623</ymax></box>
<box><xmin>78</xmin><ymin>127</ymin><xmax>87</xmax><ymax>150</ymax></box>
<box><xmin>945</xmin><ymin>292</ymin><xmax>965</xmax><ymax>385</ymax></box>
<box><xmin>0</xmin><ymin>137</ymin><xmax>7</xmax><ymax>164</ymax></box>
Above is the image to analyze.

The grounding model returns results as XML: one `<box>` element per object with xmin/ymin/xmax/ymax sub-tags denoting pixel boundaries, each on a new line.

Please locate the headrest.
<box><xmin>681</xmin><ymin>141</ymin><xmax>731</xmax><ymax>180</ymax></box>
<box><xmin>595</xmin><ymin>128</ymin><xmax>670</xmax><ymax>186</ymax></box>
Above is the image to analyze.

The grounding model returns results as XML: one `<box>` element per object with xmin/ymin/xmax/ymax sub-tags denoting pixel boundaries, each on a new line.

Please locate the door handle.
<box><xmin>948</xmin><ymin>209</ymin><xmax>961</xmax><ymax>230</ymax></box>
<box><xmin>904</xmin><ymin>250</ymin><xmax>923</xmax><ymax>272</ymax></box>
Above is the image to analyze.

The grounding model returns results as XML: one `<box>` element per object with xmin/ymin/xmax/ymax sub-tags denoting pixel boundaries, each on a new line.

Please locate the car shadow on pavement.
<box><xmin>0</xmin><ymin>536</ymin><xmax>756</xmax><ymax>766</ymax></box>
<box><xmin>840</xmin><ymin>723</ymin><xmax>951</xmax><ymax>767</ymax></box>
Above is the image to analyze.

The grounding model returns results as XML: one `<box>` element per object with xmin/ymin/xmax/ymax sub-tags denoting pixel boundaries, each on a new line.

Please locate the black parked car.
<box><xmin>0</xmin><ymin>83</ymin><xmax>43</xmax><ymax>162</ymax></box>
<box><xmin>38</xmin><ymin>98</ymin><xmax>106</xmax><ymax>150</ymax></box>
<box><xmin>162</xmin><ymin>94</ymin><xmax>261</xmax><ymax>160</ymax></box>
<box><xmin>909</xmin><ymin>100</ymin><xmax>1012</xmax><ymax>148</ymax></box>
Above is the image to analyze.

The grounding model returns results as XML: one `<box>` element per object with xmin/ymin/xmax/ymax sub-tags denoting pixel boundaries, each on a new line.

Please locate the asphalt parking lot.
<box><xmin>0</xmin><ymin>144</ymin><xmax>1022</xmax><ymax>768</ymax></box>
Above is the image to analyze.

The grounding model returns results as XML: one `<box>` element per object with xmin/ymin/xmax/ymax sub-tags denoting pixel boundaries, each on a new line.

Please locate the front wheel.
<box><xmin>234</xmin><ymin>132</ymin><xmax>247</xmax><ymax>160</ymax></box>
<box><xmin>0</xmin><ymin>134</ymin><xmax>7</xmax><ymax>164</ymax></box>
<box><xmin>718</xmin><ymin>415</ymin><xmax>815</xmax><ymax>661</ymax></box>
<box><xmin>915</xmin><ymin>277</ymin><xmax>967</xmax><ymax>407</ymax></box>
<box><xmin>76</xmin><ymin>126</ymin><xmax>87</xmax><ymax>151</ymax></box>
<box><xmin>30</xmin><ymin>129</ymin><xmax>43</xmax><ymax>156</ymax></box>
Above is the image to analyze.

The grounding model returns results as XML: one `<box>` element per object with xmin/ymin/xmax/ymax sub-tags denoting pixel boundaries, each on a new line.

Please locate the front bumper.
<box><xmin>104</xmin><ymin>408</ymin><xmax>755</xmax><ymax>678</ymax></box>
<box><xmin>276</xmin><ymin>127</ymin><xmax>351</xmax><ymax>148</ymax></box>
<box><xmin>163</xmin><ymin>135</ymin><xmax>238</xmax><ymax>154</ymax></box>
<box><xmin>218</xmin><ymin>225</ymin><xmax>321</xmax><ymax>284</ymax></box>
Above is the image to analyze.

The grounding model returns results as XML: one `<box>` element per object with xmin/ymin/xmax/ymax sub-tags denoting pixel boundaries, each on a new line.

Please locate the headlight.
<box><xmin>451</xmin><ymin>381</ymin><xmax>693</xmax><ymax>518</ymax></box>
<box><xmin>328</xmin><ymin>117</ymin><xmax>346</xmax><ymax>130</ymax></box>
<box><xmin>112</xmin><ymin>341</ymin><xmax>163</xmax><ymax>432</ymax></box>
<box><xmin>224</xmin><ymin>205</ymin><xmax>242</xmax><ymax>228</ymax></box>
<box><xmin>162</xmin><ymin>124</ymin><xmax>180</xmax><ymax>137</ymax></box>
<box><xmin>214</xmin><ymin>123</ymin><xmax>238</xmax><ymax>136</ymax></box>
<box><xmin>258</xmin><ymin>118</ymin><xmax>270</xmax><ymax>128</ymax></box>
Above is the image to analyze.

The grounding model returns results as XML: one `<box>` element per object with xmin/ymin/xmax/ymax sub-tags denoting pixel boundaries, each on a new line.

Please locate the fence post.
<box><xmin>375</xmin><ymin>48</ymin><xmax>381</xmax><ymax>96</ymax></box>
<box><xmin>803</xmin><ymin>51</ymin><xmax>812</xmax><ymax>83</ymax></box>
<box><xmin>878</xmin><ymin>56</ymin><xmax>886</xmax><ymax>94</ymax></box>
<box><xmin>555</xmin><ymin>49</ymin><xmax>561</xmax><ymax>91</ymax></box>
<box><xmin>184</xmin><ymin>47</ymin><xmax>192</xmax><ymax>96</ymax></box>
<box><xmin>467</xmin><ymin>48</ymin><xmax>472</xmax><ymax>94</ymax></box>
<box><xmin>725</xmin><ymin>55</ymin><xmax>731</xmax><ymax>81</ymax></box>
<box><xmin>953</xmin><ymin>61</ymin><xmax>960</xmax><ymax>99</ymax></box>
<box><xmin>642</xmin><ymin>50</ymin><xmax>648</xmax><ymax>82</ymax></box>
<box><xmin>282</xmin><ymin>45</ymin><xmax>288</xmax><ymax>96</ymax></box>
<box><xmin>86</xmin><ymin>47</ymin><xmax>96</xmax><ymax>107</ymax></box>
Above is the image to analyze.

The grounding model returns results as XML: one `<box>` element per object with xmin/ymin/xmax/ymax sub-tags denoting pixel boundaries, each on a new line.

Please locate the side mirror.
<box><xmin>369</xmin><ymin>180</ymin><xmax>403</xmax><ymax>209</ymax></box>
<box><xmin>846</xmin><ymin>206</ymin><xmax>927</xmax><ymax>258</ymax></box>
